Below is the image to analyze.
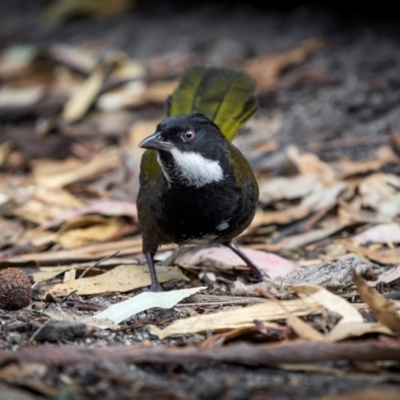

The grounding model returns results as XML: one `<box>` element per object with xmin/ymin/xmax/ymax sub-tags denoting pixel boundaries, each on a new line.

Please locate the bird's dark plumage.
<box><xmin>137</xmin><ymin>66</ymin><xmax>266</xmax><ymax>291</ymax></box>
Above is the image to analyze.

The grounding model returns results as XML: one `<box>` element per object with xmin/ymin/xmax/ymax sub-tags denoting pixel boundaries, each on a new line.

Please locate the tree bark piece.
<box><xmin>1</xmin><ymin>340</ymin><xmax>400</xmax><ymax>367</ymax></box>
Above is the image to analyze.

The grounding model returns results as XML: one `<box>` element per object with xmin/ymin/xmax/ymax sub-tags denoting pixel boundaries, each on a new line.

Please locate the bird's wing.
<box><xmin>139</xmin><ymin>149</ymin><xmax>164</xmax><ymax>187</ymax></box>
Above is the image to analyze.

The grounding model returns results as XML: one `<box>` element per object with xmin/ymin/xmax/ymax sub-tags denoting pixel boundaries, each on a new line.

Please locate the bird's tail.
<box><xmin>166</xmin><ymin>65</ymin><xmax>258</xmax><ymax>141</ymax></box>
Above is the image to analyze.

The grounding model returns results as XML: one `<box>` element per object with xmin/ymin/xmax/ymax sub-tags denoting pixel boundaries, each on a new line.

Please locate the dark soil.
<box><xmin>1</xmin><ymin>1</ymin><xmax>400</xmax><ymax>399</ymax></box>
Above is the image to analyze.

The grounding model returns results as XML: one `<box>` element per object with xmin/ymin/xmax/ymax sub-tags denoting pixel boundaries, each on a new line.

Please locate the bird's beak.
<box><xmin>138</xmin><ymin>132</ymin><xmax>174</xmax><ymax>152</ymax></box>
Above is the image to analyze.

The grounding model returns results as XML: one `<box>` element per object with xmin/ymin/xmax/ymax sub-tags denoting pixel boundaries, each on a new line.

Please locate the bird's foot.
<box><xmin>150</xmin><ymin>281</ymin><xmax>164</xmax><ymax>292</ymax></box>
<box><xmin>254</xmin><ymin>268</ymin><xmax>269</xmax><ymax>282</ymax></box>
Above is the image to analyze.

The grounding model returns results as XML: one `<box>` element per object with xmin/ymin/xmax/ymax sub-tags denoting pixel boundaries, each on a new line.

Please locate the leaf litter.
<box><xmin>0</xmin><ymin>15</ymin><xmax>400</xmax><ymax>399</ymax></box>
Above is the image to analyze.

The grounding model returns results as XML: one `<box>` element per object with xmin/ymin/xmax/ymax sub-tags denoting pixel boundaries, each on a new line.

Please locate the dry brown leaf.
<box><xmin>252</xmin><ymin>182</ymin><xmax>347</xmax><ymax>226</ymax></box>
<box><xmin>352</xmin><ymin>224</ymin><xmax>400</xmax><ymax>245</ymax></box>
<box><xmin>55</xmin><ymin>215</ymin><xmax>126</xmax><ymax>248</ymax></box>
<box><xmin>0</xmin><ymin>85</ymin><xmax>45</xmax><ymax>109</ymax></box>
<box><xmin>287</xmin><ymin>147</ymin><xmax>337</xmax><ymax>187</ymax></box>
<box><xmin>377</xmin><ymin>265</ymin><xmax>400</xmax><ymax>284</ymax></box>
<box><xmin>341</xmin><ymin>240</ymin><xmax>400</xmax><ymax>264</ymax></box>
<box><xmin>62</xmin><ymin>52</ymin><xmax>126</xmax><ymax>122</ymax></box>
<box><xmin>0</xmin><ymin>218</ymin><xmax>24</xmax><ymax>247</ymax></box>
<box><xmin>0</xmin><ymin>142</ymin><xmax>11</xmax><ymax>167</ymax></box>
<box><xmin>326</xmin><ymin>321</ymin><xmax>394</xmax><ymax>342</ymax></box>
<box><xmin>13</xmin><ymin>186</ymin><xmax>85</xmax><ymax>225</ymax></box>
<box><xmin>97</xmin><ymin>81</ymin><xmax>146</xmax><ymax>110</ymax></box>
<box><xmin>98</xmin><ymin>78</ymin><xmax>176</xmax><ymax>111</ymax></box>
<box><xmin>338</xmin><ymin>197</ymin><xmax>385</xmax><ymax>225</ymax></box>
<box><xmin>0</xmin><ymin>45</ymin><xmax>37</xmax><ymax>78</ymax></box>
<box><xmin>336</xmin><ymin>158</ymin><xmax>384</xmax><ymax>180</ymax></box>
<box><xmin>264</xmin><ymin>225</ymin><xmax>347</xmax><ymax>251</ymax></box>
<box><xmin>359</xmin><ymin>173</ymin><xmax>400</xmax><ymax>211</ymax></box>
<box><xmin>143</xmin><ymin>80</ymin><xmax>179</xmax><ymax>103</ymax></box>
<box><xmin>1</xmin><ymin>237</ymin><xmax>148</xmax><ymax>265</ymax></box>
<box><xmin>293</xmin><ymin>285</ymin><xmax>363</xmax><ymax>324</ymax></box>
<box><xmin>258</xmin><ymin>174</ymin><xmax>319</xmax><ymax>204</ymax></box>
<box><xmin>34</xmin><ymin>147</ymin><xmax>121</xmax><ymax>188</ymax></box>
<box><xmin>46</xmin><ymin>44</ymin><xmax>97</xmax><ymax>74</ymax></box>
<box><xmin>149</xmin><ymin>296</ymin><xmax>322</xmax><ymax>339</ymax></box>
<box><xmin>35</xmin><ymin>200</ymin><xmax>137</xmax><ymax>232</ymax></box>
<box><xmin>245</xmin><ymin>38</ymin><xmax>325</xmax><ymax>89</ymax></box>
<box><xmin>30</xmin><ymin>267</ymin><xmax>72</xmax><ymax>283</ymax></box>
<box><xmin>47</xmin><ymin>265</ymin><xmax>188</xmax><ymax>297</ymax></box>
<box><xmin>292</xmin><ymin>285</ymin><xmax>381</xmax><ymax>342</ymax></box>
<box><xmin>30</xmin><ymin>259</ymin><xmax>132</xmax><ymax>283</ymax></box>
<box><xmin>354</xmin><ymin>274</ymin><xmax>400</xmax><ymax>334</ymax></box>
<box><xmin>286</xmin><ymin>314</ymin><xmax>325</xmax><ymax>341</ymax></box>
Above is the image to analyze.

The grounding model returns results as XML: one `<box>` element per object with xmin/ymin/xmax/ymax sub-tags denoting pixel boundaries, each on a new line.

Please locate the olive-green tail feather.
<box><xmin>166</xmin><ymin>65</ymin><xmax>258</xmax><ymax>141</ymax></box>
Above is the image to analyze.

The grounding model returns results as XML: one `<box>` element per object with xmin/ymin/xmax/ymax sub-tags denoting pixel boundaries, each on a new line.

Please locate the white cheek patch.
<box><xmin>170</xmin><ymin>148</ymin><xmax>224</xmax><ymax>187</ymax></box>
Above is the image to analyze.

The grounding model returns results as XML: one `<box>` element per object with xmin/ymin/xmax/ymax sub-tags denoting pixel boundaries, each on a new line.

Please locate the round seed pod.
<box><xmin>0</xmin><ymin>268</ymin><xmax>32</xmax><ymax>310</ymax></box>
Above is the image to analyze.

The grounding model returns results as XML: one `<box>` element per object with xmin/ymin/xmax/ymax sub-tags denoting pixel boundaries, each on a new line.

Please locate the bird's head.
<box><xmin>139</xmin><ymin>113</ymin><xmax>231</xmax><ymax>187</ymax></box>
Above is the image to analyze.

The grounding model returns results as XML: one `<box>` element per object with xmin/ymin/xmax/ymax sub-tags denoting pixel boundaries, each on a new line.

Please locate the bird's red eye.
<box><xmin>182</xmin><ymin>130</ymin><xmax>195</xmax><ymax>141</ymax></box>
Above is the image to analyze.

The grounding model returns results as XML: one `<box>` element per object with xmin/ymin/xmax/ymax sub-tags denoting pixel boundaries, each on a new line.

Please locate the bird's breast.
<box><xmin>154</xmin><ymin>181</ymin><xmax>240</xmax><ymax>244</ymax></box>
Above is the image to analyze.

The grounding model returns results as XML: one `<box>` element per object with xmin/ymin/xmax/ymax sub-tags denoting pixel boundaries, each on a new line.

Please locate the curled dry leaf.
<box><xmin>149</xmin><ymin>296</ymin><xmax>322</xmax><ymax>339</ymax></box>
<box><xmin>293</xmin><ymin>285</ymin><xmax>363</xmax><ymax>325</ymax></box>
<box><xmin>354</xmin><ymin>274</ymin><xmax>400</xmax><ymax>334</ymax></box>
<box><xmin>326</xmin><ymin>321</ymin><xmax>394</xmax><ymax>342</ymax></box>
<box><xmin>184</xmin><ymin>246</ymin><xmax>299</xmax><ymax>278</ymax></box>
<box><xmin>290</xmin><ymin>285</ymin><xmax>391</xmax><ymax>342</ymax></box>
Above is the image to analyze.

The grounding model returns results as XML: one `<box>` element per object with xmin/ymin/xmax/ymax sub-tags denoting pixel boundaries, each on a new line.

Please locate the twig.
<box><xmin>1</xmin><ymin>341</ymin><xmax>400</xmax><ymax>367</ymax></box>
<box><xmin>29</xmin><ymin>320</ymin><xmax>52</xmax><ymax>344</ymax></box>
<box><xmin>79</xmin><ymin>251</ymin><xmax>120</xmax><ymax>279</ymax></box>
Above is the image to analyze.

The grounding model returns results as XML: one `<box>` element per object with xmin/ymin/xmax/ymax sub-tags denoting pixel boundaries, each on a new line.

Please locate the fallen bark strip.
<box><xmin>1</xmin><ymin>341</ymin><xmax>400</xmax><ymax>367</ymax></box>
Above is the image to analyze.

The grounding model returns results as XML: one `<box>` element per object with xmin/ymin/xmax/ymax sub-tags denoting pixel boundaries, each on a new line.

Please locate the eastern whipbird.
<box><xmin>137</xmin><ymin>65</ymin><xmax>268</xmax><ymax>291</ymax></box>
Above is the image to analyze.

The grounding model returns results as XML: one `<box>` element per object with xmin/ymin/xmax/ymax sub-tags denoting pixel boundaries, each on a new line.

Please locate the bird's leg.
<box><xmin>163</xmin><ymin>245</ymin><xmax>183</xmax><ymax>266</ymax></box>
<box><xmin>224</xmin><ymin>241</ymin><xmax>270</xmax><ymax>281</ymax></box>
<box><xmin>145</xmin><ymin>251</ymin><xmax>163</xmax><ymax>292</ymax></box>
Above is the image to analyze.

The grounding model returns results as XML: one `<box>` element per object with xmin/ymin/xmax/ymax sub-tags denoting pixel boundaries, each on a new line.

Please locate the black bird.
<box><xmin>137</xmin><ymin>65</ymin><xmax>267</xmax><ymax>291</ymax></box>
